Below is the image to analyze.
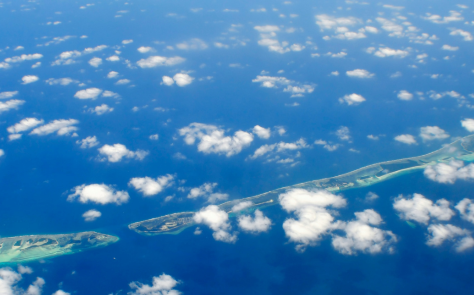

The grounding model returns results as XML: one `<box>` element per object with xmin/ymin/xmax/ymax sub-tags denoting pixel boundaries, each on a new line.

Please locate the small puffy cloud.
<box><xmin>336</xmin><ymin>126</ymin><xmax>350</xmax><ymax>141</ymax></box>
<box><xmin>252</xmin><ymin>75</ymin><xmax>315</xmax><ymax>97</ymax></box>
<box><xmin>179</xmin><ymin>123</ymin><xmax>254</xmax><ymax>157</ymax></box>
<box><xmin>21</xmin><ymin>75</ymin><xmax>39</xmax><ymax>84</ymax></box>
<box><xmin>426</xmin><ymin>224</ymin><xmax>473</xmax><ymax>252</ymax></box>
<box><xmin>176</xmin><ymin>38</ymin><xmax>208</xmax><ymax>50</ymax></box>
<box><xmin>136</xmin><ymin>56</ymin><xmax>185</xmax><ymax>68</ymax></box>
<box><xmin>5</xmin><ymin>53</ymin><xmax>43</xmax><ymax>63</ymax></box>
<box><xmin>74</xmin><ymin>88</ymin><xmax>102</xmax><ymax>99</ymax></box>
<box><xmin>249</xmin><ymin>138</ymin><xmax>308</xmax><ymax>160</ymax></box>
<box><xmin>98</xmin><ymin>144</ymin><xmax>149</xmax><ymax>162</ymax></box>
<box><xmin>106</xmin><ymin>55</ymin><xmax>120</xmax><ymax>62</ymax></box>
<box><xmin>279</xmin><ymin>189</ymin><xmax>346</xmax><ymax>251</ymax></box>
<box><xmin>420</xmin><ymin>126</ymin><xmax>449</xmax><ymax>141</ymax></box>
<box><xmin>423</xmin><ymin>11</ymin><xmax>464</xmax><ymax>24</ymax></box>
<box><xmin>397</xmin><ymin>90</ymin><xmax>413</xmax><ymax>101</ymax></box>
<box><xmin>0</xmin><ymin>91</ymin><xmax>18</xmax><ymax>99</ymax></box>
<box><xmin>442</xmin><ymin>44</ymin><xmax>459</xmax><ymax>51</ymax></box>
<box><xmin>194</xmin><ymin>205</ymin><xmax>237</xmax><ymax>243</ymax></box>
<box><xmin>162</xmin><ymin>76</ymin><xmax>174</xmax><ymax>86</ymax></box>
<box><xmin>45</xmin><ymin>78</ymin><xmax>78</xmax><ymax>86</ymax></box>
<box><xmin>371</xmin><ymin>47</ymin><xmax>409</xmax><ymax>58</ymax></box>
<box><xmin>83</xmin><ymin>45</ymin><xmax>107</xmax><ymax>54</ymax></box>
<box><xmin>68</xmin><ymin>184</ymin><xmax>129</xmax><ymax>205</ymax></box>
<box><xmin>456</xmin><ymin>198</ymin><xmax>474</xmax><ymax>224</ymax></box>
<box><xmin>7</xmin><ymin>118</ymin><xmax>44</xmax><ymax>134</ymax></box>
<box><xmin>238</xmin><ymin>209</ymin><xmax>272</xmax><ymax>234</ymax></box>
<box><xmin>346</xmin><ymin>69</ymin><xmax>374</xmax><ymax>78</ymax></box>
<box><xmin>424</xmin><ymin>160</ymin><xmax>474</xmax><ymax>184</ymax></box>
<box><xmin>89</xmin><ymin>104</ymin><xmax>114</xmax><ymax>115</ymax></box>
<box><xmin>129</xmin><ymin>174</ymin><xmax>175</xmax><ymax>197</ymax></box>
<box><xmin>252</xmin><ymin>125</ymin><xmax>271</xmax><ymax>139</ymax></box>
<box><xmin>339</xmin><ymin>93</ymin><xmax>365</xmax><ymax>105</ymax></box>
<box><xmin>254</xmin><ymin>25</ymin><xmax>280</xmax><ymax>32</ymax></box>
<box><xmin>0</xmin><ymin>100</ymin><xmax>25</xmax><ymax>114</ymax></box>
<box><xmin>0</xmin><ymin>149</ymin><xmax>4</xmax><ymax>157</ymax></box>
<box><xmin>122</xmin><ymin>39</ymin><xmax>133</xmax><ymax>44</ymax></box>
<box><xmin>332</xmin><ymin>209</ymin><xmax>397</xmax><ymax>255</ymax></box>
<box><xmin>314</xmin><ymin>139</ymin><xmax>340</xmax><ymax>152</ymax></box>
<box><xmin>393</xmin><ymin>193</ymin><xmax>455</xmax><ymax>224</ymax></box>
<box><xmin>102</xmin><ymin>90</ymin><xmax>120</xmax><ymax>98</ymax></box>
<box><xmin>17</xmin><ymin>265</ymin><xmax>32</xmax><ymax>274</ymax></box>
<box><xmin>115</xmin><ymin>79</ymin><xmax>130</xmax><ymax>85</ymax></box>
<box><xmin>149</xmin><ymin>134</ymin><xmax>159</xmax><ymax>140</ymax></box>
<box><xmin>137</xmin><ymin>46</ymin><xmax>153</xmax><ymax>53</ymax></box>
<box><xmin>394</xmin><ymin>134</ymin><xmax>417</xmax><ymax>145</ymax></box>
<box><xmin>129</xmin><ymin>274</ymin><xmax>181</xmax><ymax>295</ymax></box>
<box><xmin>187</xmin><ymin>182</ymin><xmax>228</xmax><ymax>203</ymax></box>
<box><xmin>231</xmin><ymin>201</ymin><xmax>254</xmax><ymax>212</ymax></box>
<box><xmin>450</xmin><ymin>29</ymin><xmax>473</xmax><ymax>41</ymax></box>
<box><xmin>88</xmin><ymin>57</ymin><xmax>102</xmax><ymax>67</ymax></box>
<box><xmin>29</xmin><ymin>119</ymin><xmax>78</xmax><ymax>136</ymax></box>
<box><xmin>53</xmin><ymin>291</ymin><xmax>71</xmax><ymax>295</ymax></box>
<box><xmin>82</xmin><ymin>209</ymin><xmax>101</xmax><ymax>221</ymax></box>
<box><xmin>76</xmin><ymin>136</ymin><xmax>99</xmax><ymax>148</ymax></box>
<box><xmin>461</xmin><ymin>119</ymin><xmax>474</xmax><ymax>132</ymax></box>
<box><xmin>107</xmin><ymin>71</ymin><xmax>119</xmax><ymax>78</ymax></box>
<box><xmin>315</xmin><ymin>14</ymin><xmax>361</xmax><ymax>30</ymax></box>
<box><xmin>173</xmin><ymin>73</ymin><xmax>194</xmax><ymax>87</ymax></box>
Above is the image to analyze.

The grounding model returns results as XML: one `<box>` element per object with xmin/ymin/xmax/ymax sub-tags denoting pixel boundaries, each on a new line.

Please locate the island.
<box><xmin>129</xmin><ymin>134</ymin><xmax>474</xmax><ymax>236</ymax></box>
<box><xmin>0</xmin><ymin>231</ymin><xmax>119</xmax><ymax>264</ymax></box>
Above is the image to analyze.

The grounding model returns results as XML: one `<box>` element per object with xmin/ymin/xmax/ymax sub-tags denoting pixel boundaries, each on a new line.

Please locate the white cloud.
<box><xmin>424</xmin><ymin>160</ymin><xmax>474</xmax><ymax>184</ymax></box>
<box><xmin>423</xmin><ymin>11</ymin><xmax>464</xmax><ymax>24</ymax></box>
<box><xmin>176</xmin><ymin>38</ymin><xmax>208</xmax><ymax>50</ymax></box>
<box><xmin>137</xmin><ymin>46</ymin><xmax>153</xmax><ymax>53</ymax></box>
<box><xmin>7</xmin><ymin>118</ymin><xmax>44</xmax><ymax>134</ymax></box>
<box><xmin>136</xmin><ymin>56</ymin><xmax>185</xmax><ymax>68</ymax></box>
<box><xmin>382</xmin><ymin>4</ymin><xmax>404</xmax><ymax>10</ymax></box>
<box><xmin>129</xmin><ymin>174</ymin><xmax>175</xmax><ymax>197</ymax></box>
<box><xmin>252</xmin><ymin>75</ymin><xmax>315</xmax><ymax>97</ymax></box>
<box><xmin>194</xmin><ymin>205</ymin><xmax>237</xmax><ymax>243</ymax></box>
<box><xmin>88</xmin><ymin>57</ymin><xmax>102</xmax><ymax>67</ymax></box>
<box><xmin>74</xmin><ymin>88</ymin><xmax>102</xmax><ymax>99</ymax></box>
<box><xmin>254</xmin><ymin>25</ymin><xmax>280</xmax><ymax>32</ymax></box>
<box><xmin>0</xmin><ymin>268</ymin><xmax>45</xmax><ymax>295</ymax></box>
<box><xmin>179</xmin><ymin>123</ymin><xmax>254</xmax><ymax>157</ymax></box>
<box><xmin>393</xmin><ymin>193</ymin><xmax>455</xmax><ymax>224</ymax></box>
<box><xmin>420</xmin><ymin>126</ymin><xmax>449</xmax><ymax>141</ymax></box>
<box><xmin>22</xmin><ymin>75</ymin><xmax>39</xmax><ymax>84</ymax></box>
<box><xmin>0</xmin><ymin>100</ymin><xmax>25</xmax><ymax>114</ymax></box>
<box><xmin>252</xmin><ymin>125</ymin><xmax>271</xmax><ymax>139</ymax></box>
<box><xmin>231</xmin><ymin>201</ymin><xmax>254</xmax><ymax>212</ymax></box>
<box><xmin>83</xmin><ymin>45</ymin><xmax>107</xmax><ymax>54</ymax></box>
<box><xmin>162</xmin><ymin>76</ymin><xmax>174</xmax><ymax>86</ymax></box>
<box><xmin>51</xmin><ymin>50</ymin><xmax>82</xmax><ymax>66</ymax></box>
<box><xmin>442</xmin><ymin>44</ymin><xmax>459</xmax><ymax>51</ymax></box>
<box><xmin>370</xmin><ymin>47</ymin><xmax>409</xmax><ymax>58</ymax></box>
<box><xmin>129</xmin><ymin>274</ymin><xmax>181</xmax><ymax>295</ymax></box>
<box><xmin>53</xmin><ymin>290</ymin><xmax>71</xmax><ymax>295</ymax></box>
<box><xmin>346</xmin><ymin>69</ymin><xmax>374</xmax><ymax>78</ymax></box>
<box><xmin>336</xmin><ymin>126</ymin><xmax>350</xmax><ymax>141</ymax></box>
<box><xmin>461</xmin><ymin>118</ymin><xmax>474</xmax><ymax>132</ymax></box>
<box><xmin>394</xmin><ymin>134</ymin><xmax>417</xmax><ymax>145</ymax></box>
<box><xmin>249</xmin><ymin>138</ymin><xmax>308</xmax><ymax>160</ymax></box>
<box><xmin>173</xmin><ymin>73</ymin><xmax>194</xmax><ymax>87</ymax></box>
<box><xmin>332</xmin><ymin>209</ymin><xmax>397</xmax><ymax>255</ymax></box>
<box><xmin>68</xmin><ymin>183</ymin><xmax>129</xmax><ymax>205</ymax></box>
<box><xmin>279</xmin><ymin>189</ymin><xmax>346</xmax><ymax>251</ymax></box>
<box><xmin>45</xmin><ymin>78</ymin><xmax>78</xmax><ymax>86</ymax></box>
<box><xmin>149</xmin><ymin>134</ymin><xmax>159</xmax><ymax>140</ymax></box>
<box><xmin>89</xmin><ymin>104</ymin><xmax>114</xmax><ymax>115</ymax></box>
<box><xmin>122</xmin><ymin>40</ymin><xmax>133</xmax><ymax>44</ymax></box>
<box><xmin>456</xmin><ymin>199</ymin><xmax>474</xmax><ymax>224</ymax></box>
<box><xmin>106</xmin><ymin>55</ymin><xmax>120</xmax><ymax>62</ymax></box>
<box><xmin>339</xmin><ymin>93</ymin><xmax>365</xmax><ymax>105</ymax></box>
<box><xmin>17</xmin><ymin>266</ymin><xmax>32</xmax><ymax>275</ymax></box>
<box><xmin>187</xmin><ymin>182</ymin><xmax>228</xmax><ymax>203</ymax></box>
<box><xmin>76</xmin><ymin>136</ymin><xmax>99</xmax><ymax>148</ymax></box>
<box><xmin>238</xmin><ymin>209</ymin><xmax>272</xmax><ymax>233</ymax></box>
<box><xmin>375</xmin><ymin>18</ymin><xmax>404</xmax><ymax>36</ymax></box>
<box><xmin>98</xmin><ymin>144</ymin><xmax>149</xmax><ymax>162</ymax></box>
<box><xmin>397</xmin><ymin>90</ymin><xmax>413</xmax><ymax>100</ymax></box>
<box><xmin>0</xmin><ymin>149</ymin><xmax>3</xmax><ymax>157</ymax></box>
<box><xmin>107</xmin><ymin>71</ymin><xmax>119</xmax><ymax>78</ymax></box>
<box><xmin>101</xmin><ymin>90</ymin><xmax>120</xmax><ymax>98</ymax></box>
<box><xmin>314</xmin><ymin>140</ymin><xmax>340</xmax><ymax>152</ymax></box>
<box><xmin>315</xmin><ymin>15</ymin><xmax>361</xmax><ymax>30</ymax></box>
<box><xmin>4</xmin><ymin>53</ymin><xmax>43</xmax><ymax>63</ymax></box>
<box><xmin>29</xmin><ymin>119</ymin><xmax>78</xmax><ymax>136</ymax></box>
<box><xmin>426</xmin><ymin>224</ymin><xmax>473</xmax><ymax>252</ymax></box>
<box><xmin>82</xmin><ymin>209</ymin><xmax>101</xmax><ymax>221</ymax></box>
<box><xmin>450</xmin><ymin>29</ymin><xmax>473</xmax><ymax>41</ymax></box>
<box><xmin>0</xmin><ymin>91</ymin><xmax>18</xmax><ymax>99</ymax></box>
<box><xmin>115</xmin><ymin>79</ymin><xmax>130</xmax><ymax>85</ymax></box>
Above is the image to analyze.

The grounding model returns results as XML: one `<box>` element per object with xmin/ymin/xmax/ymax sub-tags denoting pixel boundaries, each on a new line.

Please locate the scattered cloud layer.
<box><xmin>252</xmin><ymin>75</ymin><xmax>315</xmax><ymax>97</ymax></box>
<box><xmin>424</xmin><ymin>160</ymin><xmax>474</xmax><ymax>184</ymax></box>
